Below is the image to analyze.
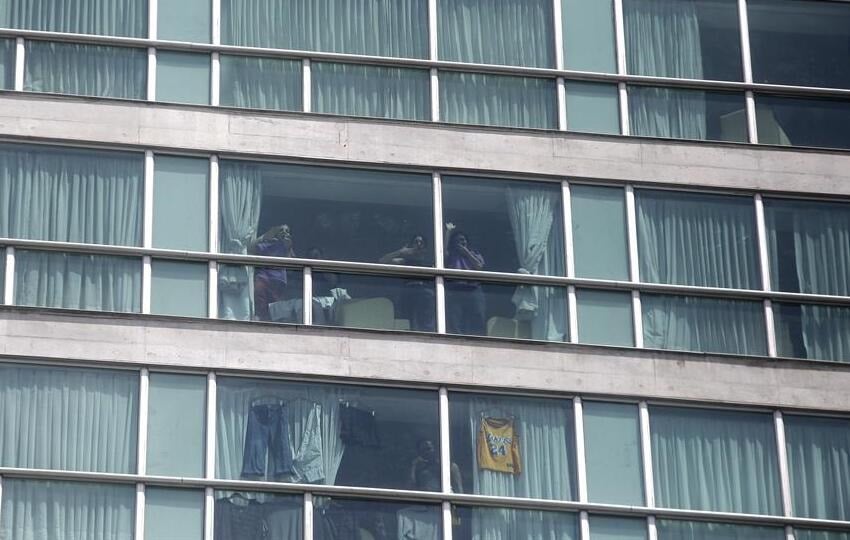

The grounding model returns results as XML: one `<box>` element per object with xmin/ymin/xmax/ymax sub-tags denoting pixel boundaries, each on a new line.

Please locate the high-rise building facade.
<box><xmin>0</xmin><ymin>0</ymin><xmax>848</xmax><ymax>539</ymax></box>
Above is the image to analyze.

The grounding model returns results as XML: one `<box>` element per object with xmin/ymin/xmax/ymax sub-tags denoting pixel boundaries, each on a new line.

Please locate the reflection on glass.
<box><xmin>153</xmin><ymin>155</ymin><xmax>210</xmax><ymax>251</ymax></box>
<box><xmin>756</xmin><ymin>94</ymin><xmax>850</xmax><ymax>151</ymax></box>
<box><xmin>774</xmin><ymin>303</ymin><xmax>850</xmax><ymax>363</ymax></box>
<box><xmin>624</xmin><ymin>0</ymin><xmax>742</xmax><ymax>81</ymax></box>
<box><xmin>642</xmin><ymin>294</ymin><xmax>766</xmax><ymax>355</ymax></box>
<box><xmin>785</xmin><ymin>415</ymin><xmax>850</xmax><ymax>521</ymax></box>
<box><xmin>0</xmin><ymin>479</ymin><xmax>135</xmax><ymax>540</ymax></box>
<box><xmin>156</xmin><ymin>51</ymin><xmax>211</xmax><ymax>105</ymax></box>
<box><xmin>313</xmin><ymin>62</ymin><xmax>430</xmax><ymax>121</ymax></box>
<box><xmin>214</xmin><ymin>492</ymin><xmax>302</xmax><ymax>540</ymax></box>
<box><xmin>453</xmin><ymin>506</ymin><xmax>577</xmax><ymax>540</ymax></box>
<box><xmin>570</xmin><ymin>185</ymin><xmax>628</xmax><ymax>280</ymax></box>
<box><xmin>314</xmin><ymin>497</ymin><xmax>441</xmax><ymax>540</ymax></box>
<box><xmin>158</xmin><ymin>0</ymin><xmax>211</xmax><ymax>43</ymax></box>
<box><xmin>312</xmin><ymin>272</ymin><xmax>435</xmax><ymax>332</ymax></box>
<box><xmin>629</xmin><ymin>86</ymin><xmax>747</xmax><ymax>142</ymax></box>
<box><xmin>150</xmin><ymin>260</ymin><xmax>208</xmax><ymax>318</ymax></box>
<box><xmin>440</xmin><ymin>72</ymin><xmax>558</xmax><ymax>129</ymax></box>
<box><xmin>445</xmin><ymin>280</ymin><xmax>567</xmax><ymax>341</ymax></box>
<box><xmin>220</xmin><ymin>55</ymin><xmax>302</xmax><ymax>111</ymax></box>
<box><xmin>590</xmin><ymin>516</ymin><xmax>647</xmax><ymax>540</ymax></box>
<box><xmin>562</xmin><ymin>0</ymin><xmax>616</xmax><ymax>73</ymax></box>
<box><xmin>566</xmin><ymin>82</ymin><xmax>620</xmax><ymax>134</ymax></box>
<box><xmin>147</xmin><ymin>373</ymin><xmax>207</xmax><ymax>477</ymax></box>
<box><xmin>145</xmin><ymin>488</ymin><xmax>205</xmax><ymax>540</ymax></box>
<box><xmin>216</xmin><ymin>377</ymin><xmax>440</xmax><ymax>491</ymax></box>
<box><xmin>0</xmin><ymin>363</ymin><xmax>139</xmax><ymax>473</ymax></box>
<box><xmin>219</xmin><ymin>264</ymin><xmax>303</xmax><ymax>323</ymax></box>
<box><xmin>764</xmin><ymin>198</ymin><xmax>850</xmax><ymax>296</ymax></box>
<box><xmin>442</xmin><ymin>176</ymin><xmax>565</xmax><ymax>276</ymax></box>
<box><xmin>656</xmin><ymin>520</ymin><xmax>784</xmax><ymax>540</ymax></box>
<box><xmin>584</xmin><ymin>402</ymin><xmax>643</xmax><ymax>504</ymax></box>
<box><xmin>576</xmin><ymin>289</ymin><xmax>634</xmax><ymax>347</ymax></box>
<box><xmin>449</xmin><ymin>392</ymin><xmax>575</xmax><ymax>500</ymax></box>
<box><xmin>749</xmin><ymin>0</ymin><xmax>850</xmax><ymax>89</ymax></box>
<box><xmin>218</xmin><ymin>160</ymin><xmax>433</xmax><ymax>266</ymax></box>
<box><xmin>24</xmin><ymin>41</ymin><xmax>146</xmax><ymax>99</ymax></box>
<box><xmin>15</xmin><ymin>250</ymin><xmax>142</xmax><ymax>313</ymax></box>
<box><xmin>438</xmin><ymin>0</ymin><xmax>554</xmax><ymax>68</ymax></box>
<box><xmin>636</xmin><ymin>189</ymin><xmax>759</xmax><ymax>289</ymax></box>
<box><xmin>650</xmin><ymin>406</ymin><xmax>782</xmax><ymax>514</ymax></box>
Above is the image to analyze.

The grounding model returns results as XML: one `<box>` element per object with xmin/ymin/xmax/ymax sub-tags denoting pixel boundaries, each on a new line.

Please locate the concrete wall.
<box><xmin>0</xmin><ymin>93</ymin><xmax>849</xmax><ymax>196</ymax></box>
<box><xmin>2</xmin><ymin>308</ymin><xmax>848</xmax><ymax>413</ymax></box>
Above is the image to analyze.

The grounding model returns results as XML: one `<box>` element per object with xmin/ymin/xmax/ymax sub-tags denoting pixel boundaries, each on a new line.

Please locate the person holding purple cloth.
<box><xmin>444</xmin><ymin>224</ymin><xmax>487</xmax><ymax>335</ymax></box>
<box><xmin>251</xmin><ymin>224</ymin><xmax>296</xmax><ymax>321</ymax></box>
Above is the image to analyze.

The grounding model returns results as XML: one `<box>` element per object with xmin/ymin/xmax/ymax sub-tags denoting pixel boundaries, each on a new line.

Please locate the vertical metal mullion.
<box><xmin>135</xmin><ymin>483</ymin><xmax>146</xmax><ymax>540</ymax></box>
<box><xmin>613</xmin><ymin>0</ymin><xmax>629</xmax><ymax>135</ymax></box>
<box><xmin>737</xmin><ymin>0</ymin><xmax>758</xmax><ymax>144</ymax></box>
<box><xmin>211</xmin><ymin>0</ymin><xmax>221</xmax><ymax>46</ymax></box>
<box><xmin>302</xmin><ymin>59</ymin><xmax>312</xmax><ymax>113</ymax></box>
<box><xmin>625</xmin><ymin>186</ymin><xmax>643</xmax><ymax>347</ymax></box>
<box><xmin>149</xmin><ymin>0</ymin><xmax>158</xmax><ymax>40</ymax></box>
<box><xmin>4</xmin><ymin>247</ymin><xmax>14</xmax><ymax>305</ymax></box>
<box><xmin>303</xmin><ymin>267</ymin><xmax>313</xmax><ymax>325</ymax></box>
<box><xmin>0</xmin><ymin>475</ymin><xmax>4</xmax><ymax>518</ymax></box>
<box><xmin>147</xmin><ymin>48</ymin><xmax>157</xmax><ymax>102</ymax></box>
<box><xmin>638</xmin><ymin>401</ymin><xmax>655</xmax><ymax>509</ymax></box>
<box><xmin>210</xmin><ymin>53</ymin><xmax>221</xmax><ymax>107</ymax></box>
<box><xmin>553</xmin><ymin>0</ymin><xmax>567</xmax><ymax>131</ymax></box>
<box><xmin>142</xmin><ymin>151</ymin><xmax>155</xmax><ymax>314</ymax></box>
<box><xmin>647</xmin><ymin>516</ymin><xmax>658</xmax><ymax>540</ymax></box>
<box><xmin>303</xmin><ymin>493</ymin><xmax>314</xmax><ymax>540</ymax></box>
<box><xmin>442</xmin><ymin>501</ymin><xmax>454</xmax><ymax>540</ymax></box>
<box><xmin>563</xmin><ymin>182</ymin><xmax>578</xmax><ymax>343</ymax></box>
<box><xmin>439</xmin><ymin>387</ymin><xmax>452</xmax><ymax>493</ymax></box>
<box><xmin>14</xmin><ymin>37</ymin><xmax>24</xmax><ymax>91</ymax></box>
<box><xmin>433</xmin><ymin>172</ymin><xmax>447</xmax><ymax>334</ymax></box>
<box><xmin>557</xmin><ymin>78</ymin><xmax>568</xmax><ymax>131</ymax></box>
<box><xmin>774</xmin><ymin>411</ymin><xmax>794</xmax><ymax>518</ymax></box>
<box><xmin>208</xmin><ymin>157</ymin><xmax>220</xmax><ymax>319</ymax></box>
<box><xmin>430</xmin><ymin>68</ymin><xmax>440</xmax><ymax>122</ymax></box>
<box><xmin>754</xmin><ymin>194</ymin><xmax>777</xmax><ymax>357</ymax></box>
<box><xmin>204</xmin><ymin>373</ymin><xmax>217</xmax><ymax>540</ymax></box>
<box><xmin>428</xmin><ymin>0</ymin><xmax>439</xmax><ymax>122</ymax></box>
<box><xmin>137</xmin><ymin>368</ymin><xmax>150</xmax><ymax>476</ymax></box>
<box><xmin>573</xmin><ymin>397</ymin><xmax>588</xmax><ymax>504</ymax></box>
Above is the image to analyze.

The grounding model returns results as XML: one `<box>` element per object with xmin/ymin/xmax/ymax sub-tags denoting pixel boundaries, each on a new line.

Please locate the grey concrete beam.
<box><xmin>1</xmin><ymin>308</ymin><xmax>848</xmax><ymax>413</ymax></box>
<box><xmin>0</xmin><ymin>93</ymin><xmax>849</xmax><ymax>196</ymax></box>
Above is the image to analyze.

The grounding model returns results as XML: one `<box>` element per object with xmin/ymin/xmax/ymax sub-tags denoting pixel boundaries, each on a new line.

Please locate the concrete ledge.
<box><xmin>1</xmin><ymin>308</ymin><xmax>848</xmax><ymax>413</ymax></box>
<box><xmin>0</xmin><ymin>93</ymin><xmax>849</xmax><ymax>196</ymax></box>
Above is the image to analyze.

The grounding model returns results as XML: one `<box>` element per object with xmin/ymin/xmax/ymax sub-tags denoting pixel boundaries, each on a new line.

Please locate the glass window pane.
<box><xmin>221</xmin><ymin>0</ymin><xmax>428</xmax><ymax>58</ymax></box>
<box><xmin>441</xmin><ymin>72</ymin><xmax>558</xmax><ymax>129</ymax></box>
<box><xmin>446</xmin><ymin>280</ymin><xmax>568</xmax><ymax>341</ymax></box>
<box><xmin>216</xmin><ymin>377</ymin><xmax>440</xmax><ymax>490</ymax></box>
<box><xmin>571</xmin><ymin>185</ymin><xmax>628</xmax><ymax>280</ymax></box>
<box><xmin>153</xmin><ymin>155</ymin><xmax>210</xmax><ymax>251</ymax></box>
<box><xmin>576</xmin><ymin>289</ymin><xmax>634</xmax><ymax>347</ymax></box>
<box><xmin>636</xmin><ymin>189</ymin><xmax>758</xmax><ymax>289</ymax></box>
<box><xmin>0</xmin><ymin>0</ymin><xmax>147</xmax><ymax>37</ymax></box>
<box><xmin>563</xmin><ymin>0</ymin><xmax>616</xmax><ymax>72</ymax></box>
<box><xmin>156</xmin><ymin>51</ymin><xmax>211</xmax><ymax>105</ymax></box>
<box><xmin>449</xmin><ymin>392</ymin><xmax>575</xmax><ymax>499</ymax></box>
<box><xmin>453</xmin><ymin>506</ymin><xmax>576</xmax><ymax>539</ymax></box>
<box><xmin>220</xmin><ymin>55</ymin><xmax>302</xmax><ymax>111</ymax></box>
<box><xmin>313</xmin><ymin>62</ymin><xmax>430</xmax><ymax>121</ymax></box>
<box><xmin>15</xmin><ymin>250</ymin><xmax>142</xmax><ymax>313</ymax></box>
<box><xmin>774</xmin><ymin>303</ymin><xmax>850</xmax><ymax>363</ymax></box>
<box><xmin>147</xmin><ymin>373</ymin><xmax>206</xmax><ymax>478</ymax></box>
<box><xmin>214</xmin><ymin>491</ymin><xmax>302</xmax><ymax>539</ymax></box>
<box><xmin>795</xmin><ymin>530</ymin><xmax>850</xmax><ymax>540</ymax></box>
<box><xmin>0</xmin><ymin>479</ymin><xmax>135</xmax><ymax>540</ymax></box>
<box><xmin>584</xmin><ymin>401</ymin><xmax>643</xmax><ymax>504</ymax></box>
<box><xmin>145</xmin><ymin>488</ymin><xmax>204</xmax><ymax>540</ymax></box>
<box><xmin>0</xmin><ymin>143</ymin><xmax>144</xmax><ymax>245</ymax></box>
<box><xmin>24</xmin><ymin>41</ymin><xmax>146</xmax><ymax>99</ymax></box>
<box><xmin>315</xmin><ymin>497</ymin><xmax>442</xmax><ymax>540</ymax></box>
<box><xmin>566</xmin><ymin>82</ymin><xmax>620</xmax><ymax>134</ymax></box>
<box><xmin>657</xmin><ymin>520</ymin><xmax>784</xmax><ymax>540</ymax></box>
<box><xmin>764</xmin><ymin>198</ymin><xmax>850</xmax><ymax>296</ymax></box>
<box><xmin>219</xmin><ymin>160</ymin><xmax>434</xmax><ymax>266</ymax></box>
<box><xmin>629</xmin><ymin>86</ymin><xmax>747</xmax><ymax>142</ymax></box>
<box><xmin>749</xmin><ymin>0</ymin><xmax>850</xmax><ymax>89</ymax></box>
<box><xmin>313</xmin><ymin>272</ymin><xmax>435</xmax><ymax>332</ymax></box>
<box><xmin>219</xmin><ymin>264</ymin><xmax>303</xmax><ymax>323</ymax></box>
<box><xmin>785</xmin><ymin>415</ymin><xmax>850</xmax><ymax>521</ymax></box>
<box><xmin>590</xmin><ymin>516</ymin><xmax>647</xmax><ymax>540</ymax></box>
<box><xmin>0</xmin><ymin>363</ymin><xmax>139</xmax><ymax>473</ymax></box>
<box><xmin>756</xmin><ymin>94</ymin><xmax>850</xmax><ymax>151</ymax></box>
<box><xmin>438</xmin><ymin>0</ymin><xmax>554</xmax><ymax>68</ymax></box>
<box><xmin>623</xmin><ymin>0</ymin><xmax>742</xmax><ymax>81</ymax></box>
<box><xmin>642</xmin><ymin>294</ymin><xmax>767</xmax><ymax>355</ymax></box>
<box><xmin>158</xmin><ymin>0</ymin><xmax>211</xmax><ymax>43</ymax></box>
<box><xmin>650</xmin><ymin>406</ymin><xmax>782</xmax><ymax>514</ymax></box>
<box><xmin>0</xmin><ymin>38</ymin><xmax>17</xmax><ymax>89</ymax></box>
<box><xmin>442</xmin><ymin>176</ymin><xmax>565</xmax><ymax>276</ymax></box>
<box><xmin>151</xmin><ymin>260</ymin><xmax>208</xmax><ymax>318</ymax></box>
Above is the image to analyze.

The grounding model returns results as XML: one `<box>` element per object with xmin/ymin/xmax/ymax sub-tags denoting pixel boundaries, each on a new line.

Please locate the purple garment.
<box><xmin>445</xmin><ymin>250</ymin><xmax>485</xmax><ymax>270</ymax></box>
<box><xmin>254</xmin><ymin>239</ymin><xmax>290</xmax><ymax>283</ymax></box>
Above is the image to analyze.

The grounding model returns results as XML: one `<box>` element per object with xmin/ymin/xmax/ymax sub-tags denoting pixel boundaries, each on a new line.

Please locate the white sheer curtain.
<box><xmin>0</xmin><ymin>479</ymin><xmax>135</xmax><ymax>540</ymax></box>
<box><xmin>505</xmin><ymin>185</ymin><xmax>566</xmax><ymax>341</ymax></box>
<box><xmin>798</xmin><ymin>304</ymin><xmax>850</xmax><ymax>363</ymax></box>
<box><xmin>0</xmin><ymin>0</ymin><xmax>147</xmax><ymax>37</ymax></box>
<box><xmin>0</xmin><ymin>363</ymin><xmax>139</xmax><ymax>473</ymax></box>
<box><xmin>470</xmin><ymin>507</ymin><xmax>576</xmax><ymax>540</ymax></box>
<box><xmin>469</xmin><ymin>396</ymin><xmax>574</xmax><ymax>540</ymax></box>
<box><xmin>642</xmin><ymin>294</ymin><xmax>767</xmax><ymax>355</ymax></box>
<box><xmin>218</xmin><ymin>162</ymin><xmax>262</xmax><ymax>320</ymax></box>
<box><xmin>216</xmin><ymin>378</ymin><xmax>346</xmax><ymax>486</ymax></box>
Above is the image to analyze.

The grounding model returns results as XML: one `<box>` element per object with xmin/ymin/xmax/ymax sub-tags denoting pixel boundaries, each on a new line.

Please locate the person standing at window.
<box><xmin>444</xmin><ymin>225</ymin><xmax>487</xmax><ymax>335</ymax></box>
